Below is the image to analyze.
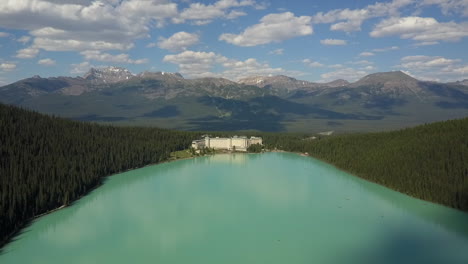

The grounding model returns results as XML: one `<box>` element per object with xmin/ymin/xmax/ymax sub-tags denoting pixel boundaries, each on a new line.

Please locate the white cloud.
<box><xmin>356</xmin><ymin>46</ymin><xmax>397</xmax><ymax>59</ymax></box>
<box><xmin>155</xmin><ymin>31</ymin><xmax>200</xmax><ymax>52</ymax></box>
<box><xmin>371</xmin><ymin>16</ymin><xmax>437</xmax><ymax>37</ymax></box>
<box><xmin>453</xmin><ymin>66</ymin><xmax>468</xmax><ymax>75</ymax></box>
<box><xmin>420</xmin><ymin>0</ymin><xmax>468</xmax><ymax>17</ymax></box>
<box><xmin>303</xmin><ymin>59</ymin><xmax>324</xmax><ymax>68</ymax></box>
<box><xmin>0</xmin><ymin>32</ymin><xmax>9</xmax><ymax>37</ymax></box>
<box><xmin>254</xmin><ymin>1</ymin><xmax>269</xmax><ymax>10</ymax></box>
<box><xmin>0</xmin><ymin>63</ymin><xmax>17</xmax><ymax>71</ymax></box>
<box><xmin>372</xmin><ymin>46</ymin><xmax>399</xmax><ymax>52</ymax></box>
<box><xmin>33</xmin><ymin>38</ymin><xmax>134</xmax><ymax>52</ymax></box>
<box><xmin>17</xmin><ymin>36</ymin><xmax>31</xmax><ymax>44</ymax></box>
<box><xmin>16</xmin><ymin>47</ymin><xmax>39</xmax><ymax>59</ymax></box>
<box><xmin>38</xmin><ymin>58</ymin><xmax>56</xmax><ymax>66</ymax></box>
<box><xmin>359</xmin><ymin>52</ymin><xmax>375</xmax><ymax>57</ymax></box>
<box><xmin>163</xmin><ymin>50</ymin><xmax>228</xmax><ymax>78</ymax></box>
<box><xmin>226</xmin><ymin>10</ymin><xmax>247</xmax><ymax>19</ymax></box>
<box><xmin>219</xmin><ymin>12</ymin><xmax>313</xmax><ymax>46</ymax></box>
<box><xmin>163</xmin><ymin>50</ymin><xmax>302</xmax><ymax>80</ymax></box>
<box><xmin>351</xmin><ymin>60</ymin><xmax>373</xmax><ymax>65</ymax></box>
<box><xmin>222</xmin><ymin>58</ymin><xmax>302</xmax><ymax>80</ymax></box>
<box><xmin>0</xmin><ymin>0</ymin><xmax>177</xmax><ymax>52</ymax></box>
<box><xmin>412</xmin><ymin>41</ymin><xmax>439</xmax><ymax>46</ymax></box>
<box><xmin>396</xmin><ymin>55</ymin><xmax>468</xmax><ymax>81</ymax></box>
<box><xmin>370</xmin><ymin>16</ymin><xmax>468</xmax><ymax>42</ymax></box>
<box><xmin>0</xmin><ymin>0</ymin><xmax>258</xmax><ymax>54</ymax></box>
<box><xmin>118</xmin><ymin>0</ymin><xmax>178</xmax><ymax>24</ymax></box>
<box><xmin>269</xmin><ymin>48</ymin><xmax>284</xmax><ymax>55</ymax></box>
<box><xmin>182</xmin><ymin>0</ymin><xmax>245</xmax><ymax>18</ymax></box>
<box><xmin>80</xmin><ymin>50</ymin><xmax>148</xmax><ymax>64</ymax></box>
<box><xmin>312</xmin><ymin>0</ymin><xmax>412</xmax><ymax>32</ymax></box>
<box><xmin>329</xmin><ymin>64</ymin><xmax>344</xmax><ymax>69</ymax></box>
<box><xmin>400</xmin><ymin>55</ymin><xmax>460</xmax><ymax>68</ymax></box>
<box><xmin>363</xmin><ymin>65</ymin><xmax>376</xmax><ymax>71</ymax></box>
<box><xmin>321</xmin><ymin>67</ymin><xmax>369</xmax><ymax>82</ymax></box>
<box><xmin>320</xmin><ymin>39</ymin><xmax>347</xmax><ymax>45</ymax></box>
<box><xmin>175</xmin><ymin>0</ymin><xmax>255</xmax><ymax>24</ymax></box>
<box><xmin>70</xmin><ymin>61</ymin><xmax>94</xmax><ymax>75</ymax></box>
<box><xmin>311</xmin><ymin>0</ymin><xmax>463</xmax><ymax>36</ymax></box>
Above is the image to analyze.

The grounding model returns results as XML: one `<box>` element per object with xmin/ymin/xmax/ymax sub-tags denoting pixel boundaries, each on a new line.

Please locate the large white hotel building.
<box><xmin>191</xmin><ymin>136</ymin><xmax>263</xmax><ymax>152</ymax></box>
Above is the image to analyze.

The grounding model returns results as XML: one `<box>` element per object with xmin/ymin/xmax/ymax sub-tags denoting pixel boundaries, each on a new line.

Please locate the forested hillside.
<box><xmin>262</xmin><ymin>119</ymin><xmax>468</xmax><ymax>211</ymax></box>
<box><xmin>0</xmin><ymin>104</ymin><xmax>198</xmax><ymax>248</ymax></box>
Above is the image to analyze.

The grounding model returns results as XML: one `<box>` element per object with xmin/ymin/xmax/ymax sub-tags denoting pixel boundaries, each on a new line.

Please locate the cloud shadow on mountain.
<box><xmin>188</xmin><ymin>115</ymin><xmax>286</xmax><ymax>132</ymax></box>
<box><xmin>142</xmin><ymin>105</ymin><xmax>180</xmax><ymax>118</ymax></box>
<box><xmin>364</xmin><ymin>97</ymin><xmax>407</xmax><ymax>110</ymax></box>
<box><xmin>197</xmin><ymin>96</ymin><xmax>383</xmax><ymax>121</ymax></box>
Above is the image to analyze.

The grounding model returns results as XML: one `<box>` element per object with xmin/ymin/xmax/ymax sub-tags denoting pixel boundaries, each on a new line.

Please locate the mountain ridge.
<box><xmin>1</xmin><ymin>67</ymin><xmax>467</xmax><ymax>132</ymax></box>
<box><xmin>4</xmin><ymin>66</ymin><xmax>465</xmax><ymax>91</ymax></box>
<box><xmin>2</xmin><ymin>67</ymin><xmax>465</xmax><ymax>102</ymax></box>
<box><xmin>83</xmin><ymin>66</ymin><xmax>135</xmax><ymax>84</ymax></box>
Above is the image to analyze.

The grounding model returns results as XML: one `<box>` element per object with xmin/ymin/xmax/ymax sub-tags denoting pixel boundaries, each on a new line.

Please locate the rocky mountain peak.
<box><xmin>192</xmin><ymin>77</ymin><xmax>236</xmax><ymax>86</ymax></box>
<box><xmin>272</xmin><ymin>75</ymin><xmax>298</xmax><ymax>81</ymax></box>
<box><xmin>239</xmin><ymin>75</ymin><xmax>346</xmax><ymax>95</ymax></box>
<box><xmin>83</xmin><ymin>66</ymin><xmax>135</xmax><ymax>84</ymax></box>
<box><xmin>353</xmin><ymin>71</ymin><xmax>417</xmax><ymax>85</ymax></box>
<box><xmin>238</xmin><ymin>75</ymin><xmax>317</xmax><ymax>90</ymax></box>
<box><xmin>453</xmin><ymin>79</ymin><xmax>468</xmax><ymax>86</ymax></box>
<box><xmin>237</xmin><ymin>76</ymin><xmax>268</xmax><ymax>86</ymax></box>
<box><xmin>349</xmin><ymin>71</ymin><xmax>423</xmax><ymax>95</ymax></box>
<box><xmin>137</xmin><ymin>71</ymin><xmax>184</xmax><ymax>81</ymax></box>
<box><xmin>238</xmin><ymin>75</ymin><xmax>297</xmax><ymax>85</ymax></box>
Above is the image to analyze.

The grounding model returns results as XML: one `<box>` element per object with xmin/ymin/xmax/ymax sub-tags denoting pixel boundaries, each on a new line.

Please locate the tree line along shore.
<box><xmin>0</xmin><ymin>104</ymin><xmax>199</xmax><ymax>248</ymax></box>
<box><xmin>1</xmin><ymin>103</ymin><xmax>467</xmax><ymax>248</ymax></box>
<box><xmin>261</xmin><ymin>120</ymin><xmax>468</xmax><ymax>211</ymax></box>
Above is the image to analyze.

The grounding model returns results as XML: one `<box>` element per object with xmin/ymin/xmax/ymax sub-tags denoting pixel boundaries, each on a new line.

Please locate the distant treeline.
<box><xmin>260</xmin><ymin>119</ymin><xmax>468</xmax><ymax>211</ymax></box>
<box><xmin>0</xmin><ymin>104</ymin><xmax>199</xmax><ymax>248</ymax></box>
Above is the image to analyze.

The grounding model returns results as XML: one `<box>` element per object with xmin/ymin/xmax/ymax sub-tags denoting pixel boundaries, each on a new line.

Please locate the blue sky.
<box><xmin>1</xmin><ymin>0</ymin><xmax>468</xmax><ymax>85</ymax></box>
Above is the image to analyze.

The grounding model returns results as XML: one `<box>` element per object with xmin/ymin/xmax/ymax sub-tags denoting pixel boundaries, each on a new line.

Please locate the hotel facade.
<box><xmin>191</xmin><ymin>136</ymin><xmax>262</xmax><ymax>152</ymax></box>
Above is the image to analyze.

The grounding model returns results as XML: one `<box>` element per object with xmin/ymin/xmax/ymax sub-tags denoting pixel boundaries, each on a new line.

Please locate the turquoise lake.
<box><xmin>1</xmin><ymin>152</ymin><xmax>468</xmax><ymax>263</ymax></box>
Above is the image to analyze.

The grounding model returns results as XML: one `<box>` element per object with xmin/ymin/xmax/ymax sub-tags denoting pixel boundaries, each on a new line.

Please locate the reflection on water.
<box><xmin>205</xmin><ymin>153</ymin><xmax>249</xmax><ymax>164</ymax></box>
<box><xmin>1</xmin><ymin>153</ymin><xmax>468</xmax><ymax>264</ymax></box>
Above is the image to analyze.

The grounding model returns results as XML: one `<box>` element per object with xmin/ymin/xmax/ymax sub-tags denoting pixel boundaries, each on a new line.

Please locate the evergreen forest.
<box><xmin>0</xmin><ymin>103</ymin><xmax>198</xmax><ymax>248</ymax></box>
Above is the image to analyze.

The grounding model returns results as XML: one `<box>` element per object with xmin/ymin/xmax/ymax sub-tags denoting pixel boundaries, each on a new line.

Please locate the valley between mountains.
<box><xmin>1</xmin><ymin>66</ymin><xmax>467</xmax><ymax>132</ymax></box>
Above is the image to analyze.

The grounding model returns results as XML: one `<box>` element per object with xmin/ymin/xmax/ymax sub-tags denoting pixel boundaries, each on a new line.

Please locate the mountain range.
<box><xmin>1</xmin><ymin>66</ymin><xmax>467</xmax><ymax>132</ymax></box>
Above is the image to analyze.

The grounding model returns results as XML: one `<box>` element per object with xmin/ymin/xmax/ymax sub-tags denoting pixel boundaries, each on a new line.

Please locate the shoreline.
<box><xmin>7</xmin><ymin>150</ymin><xmax>255</xmax><ymax>231</ymax></box>
<box><xmin>7</xmin><ymin>150</ymin><xmax>258</xmax><ymax>226</ymax></box>
<box><xmin>285</xmin><ymin>150</ymin><xmax>468</xmax><ymax>214</ymax></box>
<box><xmin>0</xmin><ymin>152</ymin><xmax>201</xmax><ymax>250</ymax></box>
<box><xmin>33</xmin><ymin>205</ymin><xmax>66</xmax><ymax>219</ymax></box>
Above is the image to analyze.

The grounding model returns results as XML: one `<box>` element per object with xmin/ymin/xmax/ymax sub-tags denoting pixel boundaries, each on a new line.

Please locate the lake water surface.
<box><xmin>2</xmin><ymin>152</ymin><xmax>468</xmax><ymax>263</ymax></box>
